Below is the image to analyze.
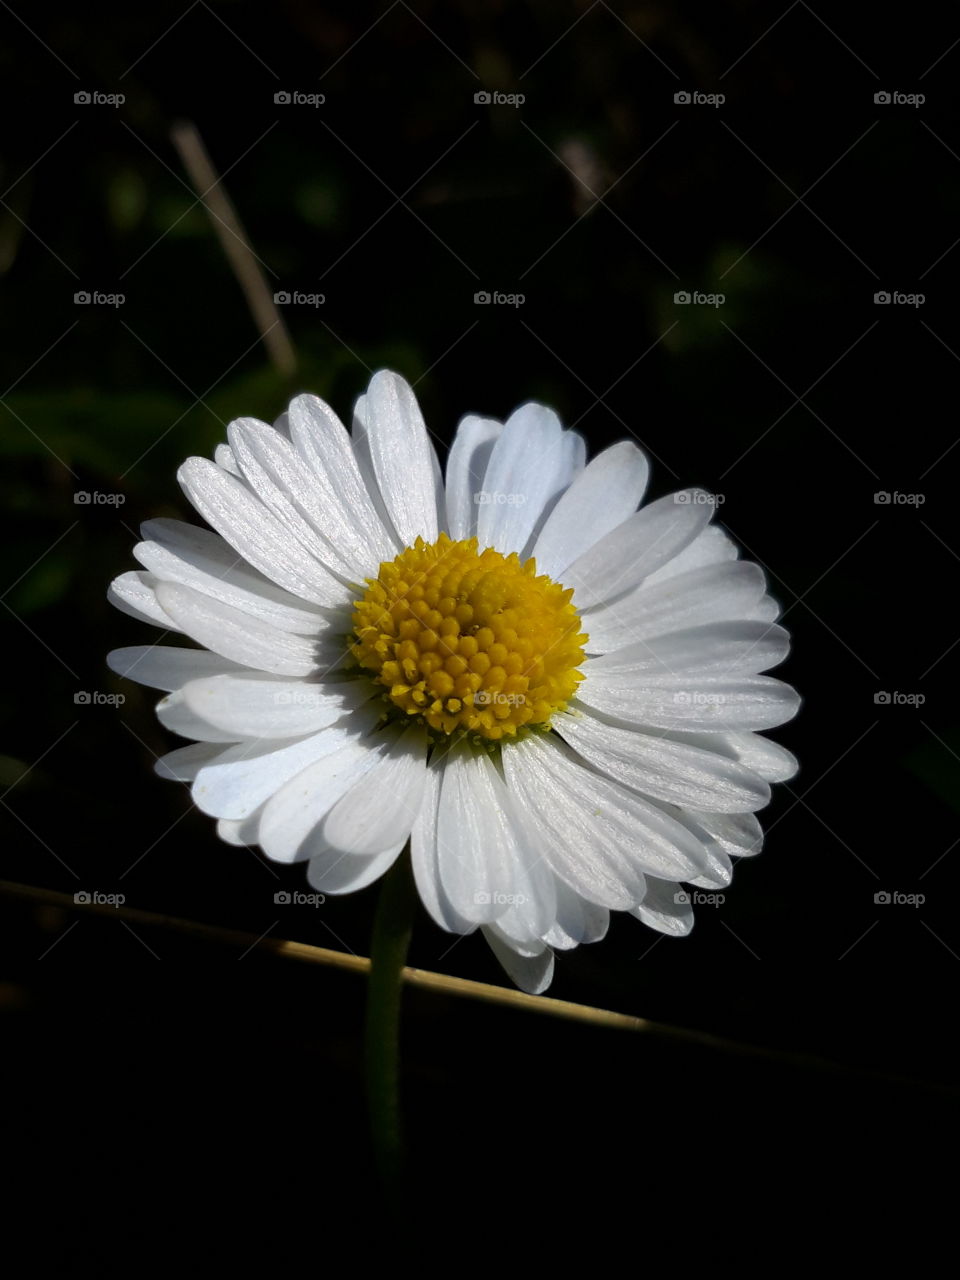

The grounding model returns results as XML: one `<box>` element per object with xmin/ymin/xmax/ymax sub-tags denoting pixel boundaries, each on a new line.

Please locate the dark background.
<box><xmin>2</xmin><ymin>0</ymin><xmax>958</xmax><ymax>1231</ymax></box>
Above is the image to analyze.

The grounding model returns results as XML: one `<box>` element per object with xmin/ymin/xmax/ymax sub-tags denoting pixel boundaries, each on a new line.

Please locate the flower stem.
<box><xmin>364</xmin><ymin>847</ymin><xmax>415</xmax><ymax>1202</ymax></box>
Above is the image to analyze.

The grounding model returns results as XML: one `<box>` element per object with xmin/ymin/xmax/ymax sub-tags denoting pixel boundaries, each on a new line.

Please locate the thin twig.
<box><xmin>1</xmin><ymin>877</ymin><xmax>956</xmax><ymax>1097</ymax></box>
<box><xmin>170</xmin><ymin>119</ymin><xmax>297</xmax><ymax>377</ymax></box>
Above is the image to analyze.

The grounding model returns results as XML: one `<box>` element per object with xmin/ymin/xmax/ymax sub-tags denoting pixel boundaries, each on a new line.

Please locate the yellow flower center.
<box><xmin>351</xmin><ymin>533</ymin><xmax>588</xmax><ymax>741</ymax></box>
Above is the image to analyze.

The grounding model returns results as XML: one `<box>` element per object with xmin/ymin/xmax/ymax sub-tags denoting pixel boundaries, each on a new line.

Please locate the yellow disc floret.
<box><xmin>351</xmin><ymin>533</ymin><xmax>588</xmax><ymax>741</ymax></box>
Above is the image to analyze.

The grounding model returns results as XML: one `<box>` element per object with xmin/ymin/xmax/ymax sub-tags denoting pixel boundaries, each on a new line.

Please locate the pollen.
<box><xmin>351</xmin><ymin>533</ymin><xmax>588</xmax><ymax>741</ymax></box>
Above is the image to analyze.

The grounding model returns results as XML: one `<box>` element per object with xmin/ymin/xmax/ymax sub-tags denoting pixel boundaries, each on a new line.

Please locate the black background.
<box><xmin>2</xmin><ymin>0</ymin><xmax>957</xmax><ymax>1236</ymax></box>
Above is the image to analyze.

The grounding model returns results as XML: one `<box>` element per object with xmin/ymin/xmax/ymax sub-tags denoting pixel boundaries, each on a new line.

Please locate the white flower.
<box><xmin>108</xmin><ymin>369</ymin><xmax>799</xmax><ymax>993</ymax></box>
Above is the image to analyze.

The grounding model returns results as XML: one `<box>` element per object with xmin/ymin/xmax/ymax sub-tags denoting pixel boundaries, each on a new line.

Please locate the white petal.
<box><xmin>522</xmin><ymin>427</ymin><xmax>586</xmax><ymax>555</ymax></box>
<box><xmin>668</xmin><ymin>810</ymin><xmax>734</xmax><ymax>888</ymax></box>
<box><xmin>556</xmin><ymin>706</ymin><xmax>770</xmax><ymax>813</ymax></box>
<box><xmin>482</xmin><ymin>925</ymin><xmax>555</xmax><ymax>994</ymax></box>
<box><xmin>322</xmin><ymin>723</ymin><xmax>428</xmax><ymax>855</ymax></box>
<box><xmin>108</xmin><ymin>571</ymin><xmax>181</xmax><ymax>631</ymax></box>
<box><xmin>444</xmin><ymin>415</ymin><xmax>502</xmax><ymax>540</ymax></box>
<box><xmin>435</xmin><ymin>743</ymin><xmax>525</xmax><ymax>924</ymax></box>
<box><xmin>487</xmin><ymin>812</ymin><xmax>558</xmax><ymax>943</ymax></box>
<box><xmin>642</xmin><ymin>523</ymin><xmax>739</xmax><ymax>586</ymax></box>
<box><xmin>504</xmin><ymin>739</ymin><xmax>645</xmax><ymax>908</ymax></box>
<box><xmin>476</xmin><ymin>403</ymin><xmax>569</xmax><ymax>555</ymax></box>
<box><xmin>257</xmin><ymin>734</ymin><xmax>387</xmax><ymax>862</ymax></box>
<box><xmin>227</xmin><ymin>416</ymin><xmax>359</xmax><ymax>577</ymax></box>
<box><xmin>192</xmin><ymin>717</ymin><xmax>374</xmax><ymax>820</ymax></box>
<box><xmin>306</xmin><ymin>843</ymin><xmax>404</xmax><ymax>895</ymax></box>
<box><xmin>543</xmin><ymin>879</ymin><xmax>610</xmax><ymax>950</ymax></box>
<box><xmin>135</xmin><ymin>518</ymin><xmax>328</xmax><ymax>635</ymax></box>
<box><xmin>694</xmin><ymin>809</ymin><xmax>764</xmax><ymax>857</ymax></box>
<box><xmin>181</xmin><ymin>673</ymin><xmax>366</xmax><ymax>738</ymax></box>
<box><xmin>214</xmin><ymin>443</ymin><xmax>242</xmax><ymax>477</ymax></box>
<box><xmin>585</xmin><ymin>621</ymin><xmax>790</xmax><ymax>679</ymax></box>
<box><xmin>177</xmin><ymin>456</ymin><xmax>344</xmax><ymax>607</ymax></box>
<box><xmin>410</xmin><ymin>755</ymin><xmax>478</xmax><ymax>935</ymax></box>
<box><xmin>357</xmin><ymin>370</ymin><xmax>441</xmax><ymax>546</ymax></box>
<box><xmin>532</xmin><ymin>440</ymin><xmax>649</xmax><ymax>580</ymax></box>
<box><xmin>217</xmin><ymin>809</ymin><xmax>263</xmax><ymax>847</ymax></box>
<box><xmin>506</xmin><ymin>733</ymin><xmax>713</xmax><ymax>888</ymax></box>
<box><xmin>718</xmin><ymin>731</ymin><xmax>799</xmax><ymax>782</ymax></box>
<box><xmin>154</xmin><ymin>741</ymin><xmax>224</xmax><ymax>780</ymax></box>
<box><xmin>750</xmin><ymin>595</ymin><xmax>781</xmax><ymax>623</ymax></box>
<box><xmin>288</xmin><ymin>392</ymin><xmax>398</xmax><ymax>566</ymax></box>
<box><xmin>632</xmin><ymin>877</ymin><xmax>694</xmax><ymax>936</ymax></box>
<box><xmin>155</xmin><ymin>582</ymin><xmax>321</xmax><ymax>677</ymax></box>
<box><xmin>564</xmin><ymin>490</ymin><xmax>715</xmax><ymax>610</ymax></box>
<box><xmin>156</xmin><ymin>689</ymin><xmax>244</xmax><ymax>742</ymax></box>
<box><xmin>228</xmin><ymin>416</ymin><xmax>373</xmax><ymax>582</ymax></box>
<box><xmin>582</xmin><ymin>560</ymin><xmax>767</xmax><ymax>654</ymax></box>
<box><xmin>577</xmin><ymin>673</ymin><xmax>801</xmax><ymax>732</ymax></box>
<box><xmin>107</xmin><ymin>645</ymin><xmax>245</xmax><ymax>692</ymax></box>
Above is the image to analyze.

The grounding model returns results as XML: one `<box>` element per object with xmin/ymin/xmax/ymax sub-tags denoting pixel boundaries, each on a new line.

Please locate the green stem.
<box><xmin>364</xmin><ymin>847</ymin><xmax>416</xmax><ymax>1201</ymax></box>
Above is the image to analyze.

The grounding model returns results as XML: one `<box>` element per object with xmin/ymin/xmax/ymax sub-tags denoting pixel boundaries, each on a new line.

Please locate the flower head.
<box><xmin>108</xmin><ymin>370</ymin><xmax>799</xmax><ymax>992</ymax></box>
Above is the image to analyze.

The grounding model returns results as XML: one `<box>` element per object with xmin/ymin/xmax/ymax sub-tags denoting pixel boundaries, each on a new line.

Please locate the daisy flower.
<box><xmin>107</xmin><ymin>370</ymin><xmax>799</xmax><ymax>993</ymax></box>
